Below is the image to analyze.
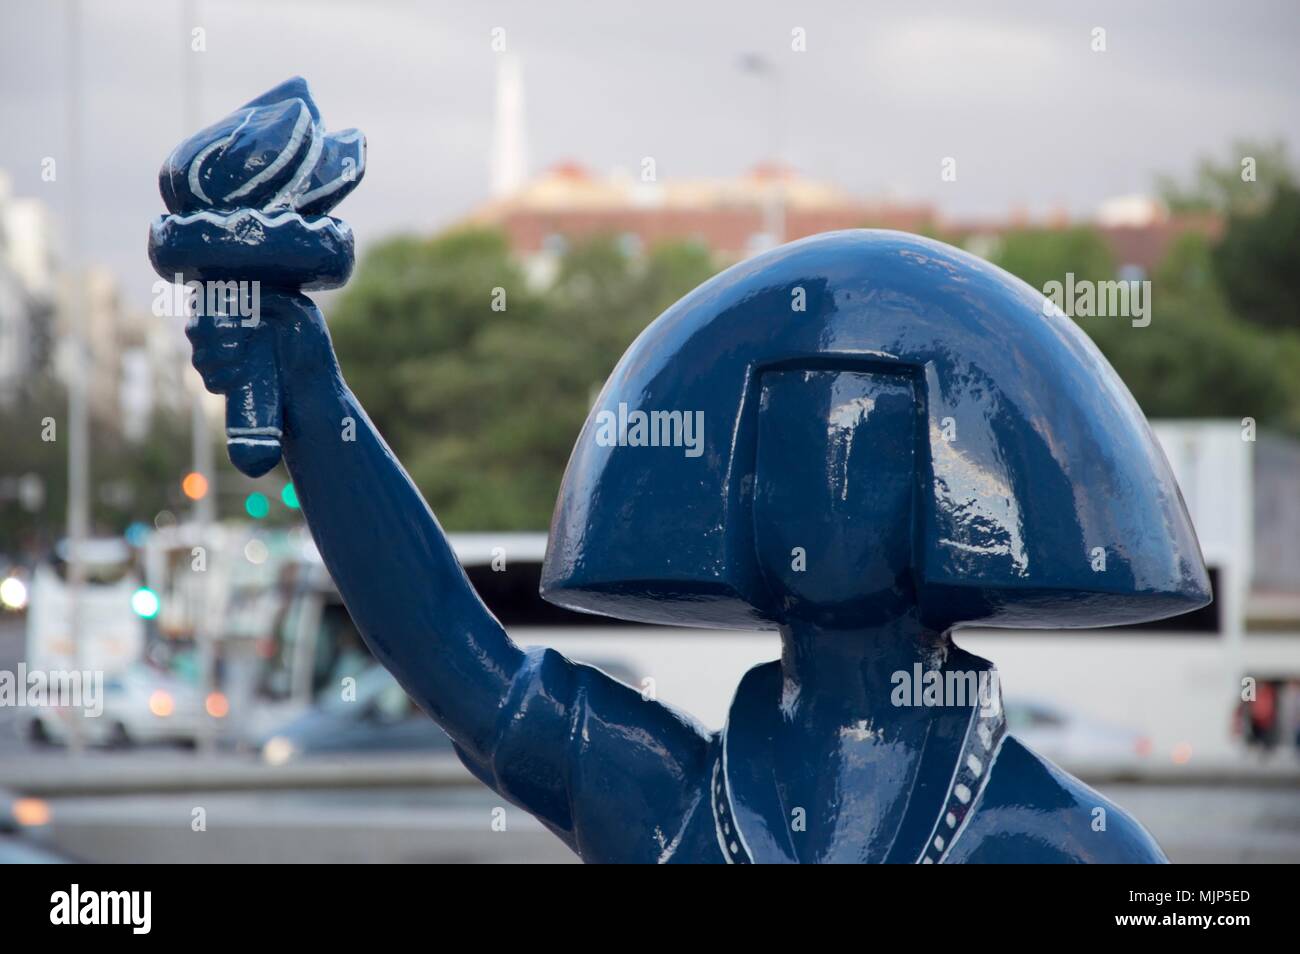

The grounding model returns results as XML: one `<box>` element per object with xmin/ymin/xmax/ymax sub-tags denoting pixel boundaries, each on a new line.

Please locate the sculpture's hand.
<box><xmin>182</xmin><ymin>289</ymin><xmax>342</xmax><ymax>474</ymax></box>
<box><xmin>184</xmin><ymin>289</ymin><xmax>334</xmax><ymax>405</ymax></box>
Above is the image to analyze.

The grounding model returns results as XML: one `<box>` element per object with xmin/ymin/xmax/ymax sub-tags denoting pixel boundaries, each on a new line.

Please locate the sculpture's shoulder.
<box><xmin>945</xmin><ymin>735</ymin><xmax>1168</xmax><ymax>864</ymax></box>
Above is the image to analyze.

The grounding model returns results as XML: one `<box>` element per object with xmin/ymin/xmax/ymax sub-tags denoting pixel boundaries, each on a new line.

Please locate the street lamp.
<box><xmin>738</xmin><ymin>53</ymin><xmax>785</xmax><ymax>248</ymax></box>
<box><xmin>63</xmin><ymin>0</ymin><xmax>88</xmax><ymax>756</ymax></box>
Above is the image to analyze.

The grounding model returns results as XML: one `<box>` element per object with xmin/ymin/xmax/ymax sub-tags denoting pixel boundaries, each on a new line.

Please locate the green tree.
<box><xmin>328</xmin><ymin>229</ymin><xmax>536</xmax><ymax>450</ymax></box>
<box><xmin>327</xmin><ymin>230</ymin><xmax>717</xmax><ymax>530</ymax></box>
<box><xmin>1211</xmin><ymin>182</ymin><xmax>1300</xmax><ymax>332</ymax></box>
<box><xmin>1157</xmin><ymin>139</ymin><xmax>1294</xmax><ymax>216</ymax></box>
<box><xmin>991</xmin><ymin>227</ymin><xmax>1300</xmax><ymax>431</ymax></box>
<box><xmin>991</xmin><ymin>226</ymin><xmax>1115</xmax><ymax>292</ymax></box>
<box><xmin>1156</xmin><ymin>140</ymin><xmax>1300</xmax><ymax>334</ymax></box>
<box><xmin>0</xmin><ymin>377</ymin><xmax>68</xmax><ymax>553</ymax></box>
<box><xmin>0</xmin><ymin>374</ymin><xmax>198</xmax><ymax>553</ymax></box>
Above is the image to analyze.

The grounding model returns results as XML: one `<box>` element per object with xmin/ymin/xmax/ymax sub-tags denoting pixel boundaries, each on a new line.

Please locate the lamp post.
<box><xmin>738</xmin><ymin>53</ymin><xmax>785</xmax><ymax>248</ymax></box>
<box><xmin>63</xmin><ymin>0</ymin><xmax>87</xmax><ymax>756</ymax></box>
<box><xmin>181</xmin><ymin>0</ymin><xmax>219</xmax><ymax>756</ymax></box>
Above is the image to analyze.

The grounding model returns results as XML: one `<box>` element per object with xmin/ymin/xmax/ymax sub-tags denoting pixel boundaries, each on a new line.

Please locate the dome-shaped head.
<box><xmin>540</xmin><ymin>230</ymin><xmax>1211</xmax><ymax>632</ymax></box>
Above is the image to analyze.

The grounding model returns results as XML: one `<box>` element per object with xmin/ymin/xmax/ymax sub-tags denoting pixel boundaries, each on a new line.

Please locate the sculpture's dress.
<box><xmin>457</xmin><ymin>647</ymin><xmax>1167</xmax><ymax>864</ymax></box>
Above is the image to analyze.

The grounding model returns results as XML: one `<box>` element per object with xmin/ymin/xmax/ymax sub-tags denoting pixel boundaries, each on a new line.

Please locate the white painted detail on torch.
<box><xmin>268</xmin><ymin>109</ymin><xmax>326</xmax><ymax>211</ymax></box>
<box><xmin>293</xmin><ymin>131</ymin><xmax>366</xmax><ymax>211</ymax></box>
<box><xmin>155</xmin><ymin>209</ymin><xmax>348</xmax><ymax>234</ymax></box>
<box><xmin>225</xmin><ymin>100</ymin><xmax>312</xmax><ymax>203</ymax></box>
<box><xmin>227</xmin><ymin>437</ymin><xmax>281</xmax><ymax>447</ymax></box>
<box><xmin>186</xmin><ymin>109</ymin><xmax>254</xmax><ymax>207</ymax></box>
<box><xmin>227</xmin><ymin>427</ymin><xmax>283</xmax><ymax>437</ymax></box>
<box><xmin>187</xmin><ymin>140</ymin><xmax>224</xmax><ymax>206</ymax></box>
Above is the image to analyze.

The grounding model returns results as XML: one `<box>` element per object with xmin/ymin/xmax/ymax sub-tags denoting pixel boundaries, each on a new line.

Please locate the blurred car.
<box><xmin>258</xmin><ymin>656</ymin><xmax>638</xmax><ymax>764</ymax></box>
<box><xmin>29</xmin><ymin>661</ymin><xmax>221</xmax><ymax>748</ymax></box>
<box><xmin>1005</xmin><ymin>698</ymin><xmax>1152</xmax><ymax>775</ymax></box>
<box><xmin>258</xmin><ymin>664</ymin><xmax>453</xmax><ymax>764</ymax></box>
<box><xmin>0</xmin><ymin>787</ymin><xmax>70</xmax><ymax>863</ymax></box>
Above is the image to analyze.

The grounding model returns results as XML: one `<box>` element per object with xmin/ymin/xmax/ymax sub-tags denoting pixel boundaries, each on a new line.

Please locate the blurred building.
<box><xmin>467</xmin><ymin>162</ymin><xmax>1223</xmax><ymax>288</ymax></box>
<box><xmin>0</xmin><ymin>168</ymin><xmax>187</xmax><ymax>440</ymax></box>
<box><xmin>61</xmin><ymin>267</ymin><xmax>192</xmax><ymax>442</ymax></box>
<box><xmin>52</xmin><ymin>264</ymin><xmax>125</xmax><ymax>419</ymax></box>
<box><xmin>490</xmin><ymin>55</ymin><xmax>528</xmax><ymax>200</ymax></box>
<box><xmin>0</xmin><ymin>171</ymin><xmax>58</xmax><ymax>405</ymax></box>
<box><xmin>470</xmin><ymin>59</ymin><xmax>1220</xmax><ymax>285</ymax></box>
<box><xmin>466</xmin><ymin>161</ymin><xmax>935</xmax><ymax>285</ymax></box>
<box><xmin>949</xmin><ymin>195</ymin><xmax>1223</xmax><ymax>278</ymax></box>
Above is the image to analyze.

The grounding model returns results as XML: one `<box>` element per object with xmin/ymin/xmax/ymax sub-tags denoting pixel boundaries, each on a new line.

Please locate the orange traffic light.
<box><xmin>182</xmin><ymin>471</ymin><xmax>209</xmax><ymax>500</ymax></box>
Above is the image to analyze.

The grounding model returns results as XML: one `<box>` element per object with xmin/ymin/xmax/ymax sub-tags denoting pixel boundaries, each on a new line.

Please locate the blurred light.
<box><xmin>12</xmin><ymin>797</ymin><xmax>51</xmax><ymax>827</ymax></box>
<box><xmin>292</xmin><ymin>526</ymin><xmax>319</xmax><ymax>561</ymax></box>
<box><xmin>1134</xmin><ymin>736</ymin><xmax>1153</xmax><ymax>758</ymax></box>
<box><xmin>124</xmin><ymin>521</ymin><xmax>150</xmax><ymax>547</ymax></box>
<box><xmin>244</xmin><ymin>539</ymin><xmax>269</xmax><ymax>565</ymax></box>
<box><xmin>244</xmin><ymin>492</ymin><xmax>270</xmax><ymax>519</ymax></box>
<box><xmin>148</xmin><ymin>689</ymin><xmax>174</xmax><ymax>718</ymax></box>
<box><xmin>182</xmin><ymin>471</ymin><xmax>210</xmax><ymax>501</ymax></box>
<box><xmin>281</xmin><ymin>482</ymin><xmax>299</xmax><ymax>509</ymax></box>
<box><xmin>1171</xmin><ymin>741</ymin><xmax>1193</xmax><ymax>765</ymax></box>
<box><xmin>205</xmin><ymin>691</ymin><xmax>229</xmax><ymax>719</ymax></box>
<box><xmin>154</xmin><ymin>509</ymin><xmax>176</xmax><ymax>530</ymax></box>
<box><xmin>0</xmin><ymin>576</ymin><xmax>28</xmax><ymax>611</ymax></box>
<box><xmin>263</xmin><ymin>736</ymin><xmax>297</xmax><ymax>766</ymax></box>
<box><xmin>130</xmin><ymin>587</ymin><xmax>160</xmax><ymax>619</ymax></box>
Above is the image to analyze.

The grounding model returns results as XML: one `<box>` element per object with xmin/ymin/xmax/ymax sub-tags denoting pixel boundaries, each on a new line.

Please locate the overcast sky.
<box><xmin>2</xmin><ymin>0</ymin><xmax>1298</xmax><ymax>309</ymax></box>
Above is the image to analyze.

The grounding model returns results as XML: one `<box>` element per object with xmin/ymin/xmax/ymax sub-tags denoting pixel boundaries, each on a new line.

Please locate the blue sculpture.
<box><xmin>151</xmin><ymin>79</ymin><xmax>1211</xmax><ymax>863</ymax></box>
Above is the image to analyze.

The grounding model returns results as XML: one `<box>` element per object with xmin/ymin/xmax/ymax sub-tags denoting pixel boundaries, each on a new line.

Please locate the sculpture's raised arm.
<box><xmin>149</xmin><ymin>79</ymin><xmax>712</xmax><ymax>860</ymax></box>
<box><xmin>265</xmin><ymin>295</ymin><xmax>529</xmax><ymax>757</ymax></box>
<box><xmin>148</xmin><ymin>77</ymin><xmax>526</xmax><ymax>759</ymax></box>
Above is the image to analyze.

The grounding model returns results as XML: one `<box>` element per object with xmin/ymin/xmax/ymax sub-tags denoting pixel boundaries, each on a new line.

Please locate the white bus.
<box><xmin>252</xmin><ymin>421</ymin><xmax>1300</xmax><ymax>772</ymax></box>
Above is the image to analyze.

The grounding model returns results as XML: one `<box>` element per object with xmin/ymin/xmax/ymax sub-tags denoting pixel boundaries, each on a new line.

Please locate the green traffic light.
<box><xmin>281</xmin><ymin>483</ymin><xmax>300</xmax><ymax>509</ymax></box>
<box><xmin>245</xmin><ymin>492</ymin><xmax>270</xmax><ymax>519</ymax></box>
<box><xmin>131</xmin><ymin>587</ymin><xmax>160</xmax><ymax>619</ymax></box>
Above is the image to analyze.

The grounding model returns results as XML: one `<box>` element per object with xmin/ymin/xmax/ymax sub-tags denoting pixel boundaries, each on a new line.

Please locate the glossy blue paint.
<box><xmin>542</xmin><ymin>231</ymin><xmax>1209</xmax><ymax>633</ymax></box>
<box><xmin>153</xmin><ymin>79</ymin><xmax>1210</xmax><ymax>863</ymax></box>
<box><xmin>148</xmin><ymin>77</ymin><xmax>364</xmax><ymax>477</ymax></box>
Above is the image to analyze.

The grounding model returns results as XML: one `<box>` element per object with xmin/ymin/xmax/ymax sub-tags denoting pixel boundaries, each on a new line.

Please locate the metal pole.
<box><xmin>763</xmin><ymin>65</ymin><xmax>784</xmax><ymax>246</ymax></box>
<box><xmin>183</xmin><ymin>2</ymin><xmax>215</xmax><ymax>527</ymax></box>
<box><xmin>182</xmin><ymin>0</ymin><xmax>218</xmax><ymax>755</ymax></box>
<box><xmin>63</xmin><ymin>0</ymin><xmax>87</xmax><ymax>756</ymax></box>
<box><xmin>739</xmin><ymin>54</ymin><xmax>784</xmax><ymax>248</ymax></box>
